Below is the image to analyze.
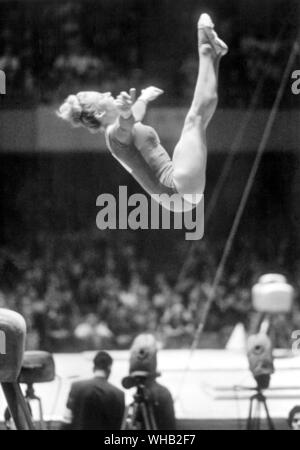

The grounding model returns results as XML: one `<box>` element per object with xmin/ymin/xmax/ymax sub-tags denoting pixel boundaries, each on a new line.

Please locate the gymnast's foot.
<box><xmin>198</xmin><ymin>13</ymin><xmax>228</xmax><ymax>57</ymax></box>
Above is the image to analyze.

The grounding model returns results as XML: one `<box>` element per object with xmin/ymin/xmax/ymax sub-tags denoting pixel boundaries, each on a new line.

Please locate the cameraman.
<box><xmin>62</xmin><ymin>351</ymin><xmax>125</xmax><ymax>430</ymax></box>
<box><xmin>144</xmin><ymin>376</ymin><xmax>176</xmax><ymax>430</ymax></box>
<box><xmin>124</xmin><ymin>334</ymin><xmax>176</xmax><ymax>430</ymax></box>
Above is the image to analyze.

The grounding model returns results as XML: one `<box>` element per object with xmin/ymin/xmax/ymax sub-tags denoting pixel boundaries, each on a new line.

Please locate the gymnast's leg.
<box><xmin>172</xmin><ymin>14</ymin><xmax>227</xmax><ymax>200</ymax></box>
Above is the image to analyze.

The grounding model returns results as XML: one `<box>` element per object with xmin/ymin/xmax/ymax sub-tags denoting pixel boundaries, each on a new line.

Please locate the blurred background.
<box><xmin>0</xmin><ymin>0</ymin><xmax>299</xmax><ymax>353</ymax></box>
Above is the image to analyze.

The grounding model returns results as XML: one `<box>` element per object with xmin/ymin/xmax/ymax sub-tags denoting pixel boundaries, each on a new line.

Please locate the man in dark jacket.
<box><xmin>123</xmin><ymin>333</ymin><xmax>176</xmax><ymax>430</ymax></box>
<box><xmin>62</xmin><ymin>351</ymin><xmax>125</xmax><ymax>430</ymax></box>
<box><xmin>147</xmin><ymin>379</ymin><xmax>176</xmax><ymax>430</ymax></box>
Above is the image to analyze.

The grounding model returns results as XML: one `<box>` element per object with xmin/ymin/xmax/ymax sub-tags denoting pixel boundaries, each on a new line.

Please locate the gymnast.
<box><xmin>58</xmin><ymin>13</ymin><xmax>228</xmax><ymax>212</ymax></box>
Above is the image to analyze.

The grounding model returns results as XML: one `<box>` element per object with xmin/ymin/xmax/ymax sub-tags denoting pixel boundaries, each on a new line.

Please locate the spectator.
<box><xmin>288</xmin><ymin>406</ymin><xmax>300</xmax><ymax>430</ymax></box>
<box><xmin>62</xmin><ymin>351</ymin><xmax>125</xmax><ymax>430</ymax></box>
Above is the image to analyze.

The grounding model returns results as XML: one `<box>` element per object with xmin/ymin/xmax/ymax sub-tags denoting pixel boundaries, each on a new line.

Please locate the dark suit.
<box><xmin>63</xmin><ymin>376</ymin><xmax>125</xmax><ymax>430</ymax></box>
<box><xmin>147</xmin><ymin>381</ymin><xmax>176</xmax><ymax>430</ymax></box>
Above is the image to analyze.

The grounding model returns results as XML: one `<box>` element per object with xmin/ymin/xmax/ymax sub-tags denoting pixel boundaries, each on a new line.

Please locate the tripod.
<box><xmin>122</xmin><ymin>383</ymin><xmax>157</xmax><ymax>430</ymax></box>
<box><xmin>1</xmin><ymin>382</ymin><xmax>35</xmax><ymax>430</ymax></box>
<box><xmin>246</xmin><ymin>388</ymin><xmax>275</xmax><ymax>430</ymax></box>
<box><xmin>24</xmin><ymin>383</ymin><xmax>46</xmax><ymax>430</ymax></box>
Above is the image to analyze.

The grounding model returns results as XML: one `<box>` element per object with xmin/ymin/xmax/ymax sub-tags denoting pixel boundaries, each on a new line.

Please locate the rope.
<box><xmin>205</xmin><ymin>22</ymin><xmax>290</xmax><ymax>223</ymax></box>
<box><xmin>176</xmin><ymin>35</ymin><xmax>299</xmax><ymax>399</ymax></box>
<box><xmin>174</xmin><ymin>23</ymin><xmax>290</xmax><ymax>291</ymax></box>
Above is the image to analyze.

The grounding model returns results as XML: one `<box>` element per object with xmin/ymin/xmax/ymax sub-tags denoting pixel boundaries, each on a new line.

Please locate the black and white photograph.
<box><xmin>0</xmin><ymin>0</ymin><xmax>299</xmax><ymax>435</ymax></box>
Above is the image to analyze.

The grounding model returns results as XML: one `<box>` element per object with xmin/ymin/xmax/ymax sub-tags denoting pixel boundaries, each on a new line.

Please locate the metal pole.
<box><xmin>2</xmin><ymin>382</ymin><xmax>35</xmax><ymax>430</ymax></box>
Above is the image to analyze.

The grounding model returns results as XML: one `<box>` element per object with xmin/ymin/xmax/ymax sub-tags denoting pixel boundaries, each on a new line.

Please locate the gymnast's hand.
<box><xmin>115</xmin><ymin>88</ymin><xmax>137</xmax><ymax>119</ymax></box>
<box><xmin>140</xmin><ymin>86</ymin><xmax>164</xmax><ymax>103</ymax></box>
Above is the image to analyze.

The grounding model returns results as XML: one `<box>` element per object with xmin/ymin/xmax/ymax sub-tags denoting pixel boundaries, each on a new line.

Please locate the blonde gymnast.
<box><xmin>58</xmin><ymin>14</ymin><xmax>228</xmax><ymax>211</ymax></box>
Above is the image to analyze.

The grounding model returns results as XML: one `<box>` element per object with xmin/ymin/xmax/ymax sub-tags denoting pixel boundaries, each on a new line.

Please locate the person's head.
<box><xmin>93</xmin><ymin>351</ymin><xmax>113</xmax><ymax>378</ymax></box>
<box><xmin>288</xmin><ymin>406</ymin><xmax>300</xmax><ymax>430</ymax></box>
<box><xmin>58</xmin><ymin>91</ymin><xmax>118</xmax><ymax>133</ymax></box>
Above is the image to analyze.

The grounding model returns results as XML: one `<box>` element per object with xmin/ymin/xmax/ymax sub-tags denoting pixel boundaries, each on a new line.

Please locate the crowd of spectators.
<box><xmin>0</xmin><ymin>0</ymin><xmax>299</xmax><ymax>353</ymax></box>
<box><xmin>0</xmin><ymin>230</ymin><xmax>299</xmax><ymax>352</ymax></box>
<box><xmin>0</xmin><ymin>0</ymin><xmax>298</xmax><ymax>108</ymax></box>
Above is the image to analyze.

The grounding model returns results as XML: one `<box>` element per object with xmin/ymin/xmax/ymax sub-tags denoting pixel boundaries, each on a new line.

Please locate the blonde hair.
<box><xmin>57</xmin><ymin>94</ymin><xmax>103</xmax><ymax>133</ymax></box>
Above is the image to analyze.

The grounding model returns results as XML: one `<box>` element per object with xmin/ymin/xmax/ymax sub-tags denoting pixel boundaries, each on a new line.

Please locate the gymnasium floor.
<box><xmin>1</xmin><ymin>349</ymin><xmax>300</xmax><ymax>430</ymax></box>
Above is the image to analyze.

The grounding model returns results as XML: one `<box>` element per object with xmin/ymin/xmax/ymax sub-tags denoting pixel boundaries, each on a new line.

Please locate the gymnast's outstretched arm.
<box><xmin>112</xmin><ymin>87</ymin><xmax>163</xmax><ymax>145</ymax></box>
<box><xmin>111</xmin><ymin>14</ymin><xmax>228</xmax><ymax>204</ymax></box>
<box><xmin>132</xmin><ymin>87</ymin><xmax>164</xmax><ymax>122</ymax></box>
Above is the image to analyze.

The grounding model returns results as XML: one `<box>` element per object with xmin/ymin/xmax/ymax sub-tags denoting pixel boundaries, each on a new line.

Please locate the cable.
<box><xmin>176</xmin><ymin>34</ymin><xmax>299</xmax><ymax>399</ymax></box>
<box><xmin>205</xmin><ymin>25</ymin><xmax>289</xmax><ymax>223</ymax></box>
<box><xmin>174</xmin><ymin>23</ymin><xmax>291</xmax><ymax>291</ymax></box>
